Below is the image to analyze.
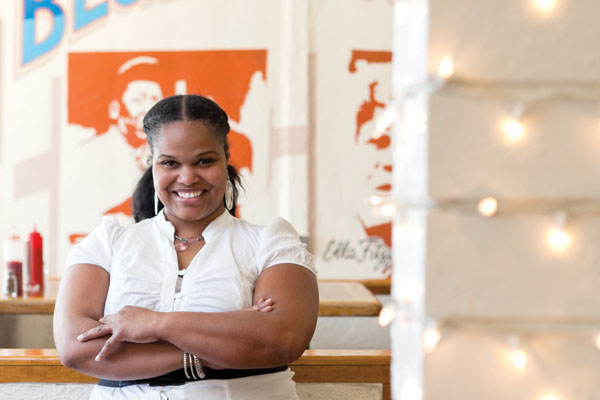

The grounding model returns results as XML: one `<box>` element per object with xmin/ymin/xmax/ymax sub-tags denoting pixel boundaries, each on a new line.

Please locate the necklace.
<box><xmin>174</xmin><ymin>234</ymin><xmax>204</xmax><ymax>252</ymax></box>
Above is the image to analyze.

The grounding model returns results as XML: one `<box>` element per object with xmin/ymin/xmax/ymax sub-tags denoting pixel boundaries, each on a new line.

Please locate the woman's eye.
<box><xmin>198</xmin><ymin>159</ymin><xmax>215</xmax><ymax>166</ymax></box>
<box><xmin>161</xmin><ymin>160</ymin><xmax>177</xmax><ymax>167</ymax></box>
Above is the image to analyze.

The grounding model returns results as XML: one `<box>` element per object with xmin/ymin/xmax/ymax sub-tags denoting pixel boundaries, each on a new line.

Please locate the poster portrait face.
<box><xmin>350</xmin><ymin>51</ymin><xmax>393</xmax><ymax>248</ymax></box>
<box><xmin>316</xmin><ymin>49</ymin><xmax>393</xmax><ymax>279</ymax></box>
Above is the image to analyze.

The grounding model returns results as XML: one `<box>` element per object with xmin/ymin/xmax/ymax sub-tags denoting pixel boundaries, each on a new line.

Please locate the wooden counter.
<box><xmin>317</xmin><ymin>281</ymin><xmax>382</xmax><ymax>316</ymax></box>
<box><xmin>0</xmin><ymin>279</ymin><xmax>381</xmax><ymax>317</ymax></box>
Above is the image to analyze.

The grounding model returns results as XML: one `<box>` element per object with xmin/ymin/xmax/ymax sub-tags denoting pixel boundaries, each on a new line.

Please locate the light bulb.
<box><xmin>533</xmin><ymin>0</ymin><xmax>557</xmax><ymax>13</ymax></box>
<box><xmin>378</xmin><ymin>302</ymin><xmax>397</xmax><ymax>327</ymax></box>
<box><xmin>423</xmin><ymin>327</ymin><xmax>441</xmax><ymax>353</ymax></box>
<box><xmin>370</xmin><ymin>195</ymin><xmax>382</xmax><ymax>206</ymax></box>
<box><xmin>478</xmin><ymin>197</ymin><xmax>498</xmax><ymax>217</ymax></box>
<box><xmin>512</xmin><ymin>349</ymin><xmax>527</xmax><ymax>371</ymax></box>
<box><xmin>546</xmin><ymin>228</ymin><xmax>571</xmax><ymax>252</ymax></box>
<box><xmin>540</xmin><ymin>392</ymin><xmax>562</xmax><ymax>400</ymax></box>
<box><xmin>380</xmin><ymin>202</ymin><xmax>397</xmax><ymax>217</ymax></box>
<box><xmin>593</xmin><ymin>332</ymin><xmax>600</xmax><ymax>350</ymax></box>
<box><xmin>400</xmin><ymin>378</ymin><xmax>423</xmax><ymax>400</ymax></box>
<box><xmin>502</xmin><ymin>118</ymin><xmax>525</xmax><ymax>143</ymax></box>
<box><xmin>437</xmin><ymin>54</ymin><xmax>454</xmax><ymax>80</ymax></box>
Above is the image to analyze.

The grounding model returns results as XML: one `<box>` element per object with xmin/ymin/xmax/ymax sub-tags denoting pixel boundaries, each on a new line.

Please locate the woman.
<box><xmin>53</xmin><ymin>94</ymin><xmax>319</xmax><ymax>399</ymax></box>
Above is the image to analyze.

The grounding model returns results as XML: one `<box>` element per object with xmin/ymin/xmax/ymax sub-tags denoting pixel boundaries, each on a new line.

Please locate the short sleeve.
<box><xmin>256</xmin><ymin>217</ymin><xmax>316</xmax><ymax>275</ymax></box>
<box><xmin>64</xmin><ymin>216</ymin><xmax>122</xmax><ymax>273</ymax></box>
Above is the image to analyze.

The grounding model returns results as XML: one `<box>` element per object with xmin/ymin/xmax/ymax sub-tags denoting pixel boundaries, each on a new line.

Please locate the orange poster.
<box><xmin>67</xmin><ymin>50</ymin><xmax>266</xmax><ymax>219</ymax></box>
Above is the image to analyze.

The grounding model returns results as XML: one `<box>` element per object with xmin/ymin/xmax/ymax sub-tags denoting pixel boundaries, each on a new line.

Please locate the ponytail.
<box><xmin>132</xmin><ymin>167</ymin><xmax>159</xmax><ymax>222</ymax></box>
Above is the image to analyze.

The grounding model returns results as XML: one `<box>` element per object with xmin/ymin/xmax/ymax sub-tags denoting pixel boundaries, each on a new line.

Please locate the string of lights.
<box><xmin>383</xmin><ymin>0</ymin><xmax>595</xmax><ymax>399</ymax></box>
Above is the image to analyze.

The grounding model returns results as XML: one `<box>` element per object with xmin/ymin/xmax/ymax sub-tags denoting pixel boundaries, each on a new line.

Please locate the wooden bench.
<box><xmin>0</xmin><ymin>348</ymin><xmax>390</xmax><ymax>399</ymax></box>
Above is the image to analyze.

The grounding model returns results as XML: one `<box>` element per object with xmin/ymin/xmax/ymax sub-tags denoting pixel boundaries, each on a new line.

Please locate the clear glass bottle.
<box><xmin>4</xmin><ymin>232</ymin><xmax>23</xmax><ymax>297</ymax></box>
<box><xmin>3</xmin><ymin>269</ymin><xmax>18</xmax><ymax>298</ymax></box>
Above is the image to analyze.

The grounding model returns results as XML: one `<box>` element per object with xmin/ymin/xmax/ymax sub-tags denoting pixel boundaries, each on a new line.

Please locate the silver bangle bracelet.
<box><xmin>183</xmin><ymin>352</ymin><xmax>191</xmax><ymax>379</ymax></box>
<box><xmin>193</xmin><ymin>355</ymin><xmax>206</xmax><ymax>379</ymax></box>
<box><xmin>188</xmin><ymin>352</ymin><xmax>198</xmax><ymax>380</ymax></box>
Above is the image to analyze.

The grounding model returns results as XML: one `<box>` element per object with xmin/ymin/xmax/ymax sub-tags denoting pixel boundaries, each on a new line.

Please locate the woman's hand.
<box><xmin>77</xmin><ymin>305</ymin><xmax>163</xmax><ymax>361</ymax></box>
<box><xmin>248</xmin><ymin>298</ymin><xmax>274</xmax><ymax>313</ymax></box>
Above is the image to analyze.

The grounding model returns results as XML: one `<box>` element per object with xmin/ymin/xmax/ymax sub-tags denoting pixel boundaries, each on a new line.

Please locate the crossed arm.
<box><xmin>53</xmin><ymin>263</ymin><xmax>319</xmax><ymax>380</ymax></box>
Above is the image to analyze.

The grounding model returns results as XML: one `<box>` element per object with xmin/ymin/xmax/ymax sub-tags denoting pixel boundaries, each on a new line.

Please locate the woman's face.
<box><xmin>152</xmin><ymin>120</ymin><xmax>228</xmax><ymax>230</ymax></box>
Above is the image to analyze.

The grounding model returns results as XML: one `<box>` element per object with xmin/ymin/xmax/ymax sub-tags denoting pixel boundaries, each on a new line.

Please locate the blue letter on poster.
<box><xmin>22</xmin><ymin>0</ymin><xmax>65</xmax><ymax>65</ymax></box>
<box><xmin>74</xmin><ymin>0</ymin><xmax>108</xmax><ymax>31</ymax></box>
<box><xmin>115</xmin><ymin>0</ymin><xmax>138</xmax><ymax>5</ymax></box>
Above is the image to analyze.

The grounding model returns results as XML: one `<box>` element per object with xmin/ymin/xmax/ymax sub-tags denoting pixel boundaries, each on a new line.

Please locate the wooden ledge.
<box><xmin>360</xmin><ymin>279</ymin><xmax>391</xmax><ymax>295</ymax></box>
<box><xmin>0</xmin><ymin>349</ymin><xmax>390</xmax><ymax>383</ymax></box>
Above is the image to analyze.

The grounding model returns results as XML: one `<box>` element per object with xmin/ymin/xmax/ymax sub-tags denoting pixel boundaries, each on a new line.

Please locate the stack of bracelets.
<box><xmin>183</xmin><ymin>351</ymin><xmax>206</xmax><ymax>380</ymax></box>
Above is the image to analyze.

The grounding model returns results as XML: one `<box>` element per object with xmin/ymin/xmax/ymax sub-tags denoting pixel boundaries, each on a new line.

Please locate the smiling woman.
<box><xmin>53</xmin><ymin>95</ymin><xmax>319</xmax><ymax>400</ymax></box>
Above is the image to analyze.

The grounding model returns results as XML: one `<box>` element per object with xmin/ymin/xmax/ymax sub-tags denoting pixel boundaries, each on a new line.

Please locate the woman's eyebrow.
<box><xmin>156</xmin><ymin>151</ymin><xmax>220</xmax><ymax>159</ymax></box>
<box><xmin>194</xmin><ymin>151</ymin><xmax>220</xmax><ymax>158</ymax></box>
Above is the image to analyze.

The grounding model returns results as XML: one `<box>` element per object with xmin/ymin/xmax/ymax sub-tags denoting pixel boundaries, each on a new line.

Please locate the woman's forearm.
<box><xmin>156</xmin><ymin>309</ymin><xmax>304</xmax><ymax>369</ymax></box>
<box><xmin>58</xmin><ymin>324</ymin><xmax>182</xmax><ymax>380</ymax></box>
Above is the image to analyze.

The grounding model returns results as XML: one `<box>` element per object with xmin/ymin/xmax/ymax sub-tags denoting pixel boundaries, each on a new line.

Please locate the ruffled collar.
<box><xmin>154</xmin><ymin>208</ymin><xmax>233</xmax><ymax>243</ymax></box>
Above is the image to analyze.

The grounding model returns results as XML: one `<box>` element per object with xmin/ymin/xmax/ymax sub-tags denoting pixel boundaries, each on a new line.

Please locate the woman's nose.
<box><xmin>177</xmin><ymin>165</ymin><xmax>198</xmax><ymax>185</ymax></box>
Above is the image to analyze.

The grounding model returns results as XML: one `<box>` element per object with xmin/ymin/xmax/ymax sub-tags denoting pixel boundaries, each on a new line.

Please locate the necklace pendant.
<box><xmin>173</xmin><ymin>234</ymin><xmax>203</xmax><ymax>252</ymax></box>
<box><xmin>174</xmin><ymin>240</ymin><xmax>189</xmax><ymax>252</ymax></box>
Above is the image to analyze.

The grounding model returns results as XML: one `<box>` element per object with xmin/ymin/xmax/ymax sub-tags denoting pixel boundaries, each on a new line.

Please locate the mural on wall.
<box><xmin>65</xmin><ymin>50</ymin><xmax>267</xmax><ymax>242</ymax></box>
<box><xmin>350</xmin><ymin>50</ymin><xmax>393</xmax><ymax>251</ymax></box>
<box><xmin>315</xmin><ymin>47</ymin><xmax>393</xmax><ymax>279</ymax></box>
<box><xmin>5</xmin><ymin>0</ymin><xmax>388</xmax><ymax>279</ymax></box>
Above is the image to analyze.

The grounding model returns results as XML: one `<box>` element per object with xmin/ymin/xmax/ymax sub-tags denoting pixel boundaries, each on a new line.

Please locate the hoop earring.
<box><xmin>154</xmin><ymin>192</ymin><xmax>160</xmax><ymax>216</ymax></box>
<box><xmin>225</xmin><ymin>180</ymin><xmax>233</xmax><ymax>211</ymax></box>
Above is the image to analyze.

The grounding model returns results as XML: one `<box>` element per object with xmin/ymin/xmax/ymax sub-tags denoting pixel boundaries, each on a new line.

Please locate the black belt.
<box><xmin>98</xmin><ymin>365</ymin><xmax>288</xmax><ymax>388</ymax></box>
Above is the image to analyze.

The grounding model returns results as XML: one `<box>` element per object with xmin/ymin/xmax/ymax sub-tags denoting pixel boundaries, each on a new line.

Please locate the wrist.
<box><xmin>153</xmin><ymin>311</ymin><xmax>169</xmax><ymax>341</ymax></box>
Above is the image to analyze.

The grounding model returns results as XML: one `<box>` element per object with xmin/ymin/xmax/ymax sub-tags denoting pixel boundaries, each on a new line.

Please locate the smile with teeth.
<box><xmin>175</xmin><ymin>190</ymin><xmax>206</xmax><ymax>199</ymax></box>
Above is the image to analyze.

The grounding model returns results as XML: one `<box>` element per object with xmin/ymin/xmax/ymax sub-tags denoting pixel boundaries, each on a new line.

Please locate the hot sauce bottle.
<box><xmin>4</xmin><ymin>232</ymin><xmax>23</xmax><ymax>297</ymax></box>
<box><xmin>28</xmin><ymin>227</ymin><xmax>44</xmax><ymax>297</ymax></box>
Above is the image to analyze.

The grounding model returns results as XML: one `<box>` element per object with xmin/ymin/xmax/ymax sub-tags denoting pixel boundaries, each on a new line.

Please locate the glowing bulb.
<box><xmin>423</xmin><ymin>327</ymin><xmax>441</xmax><ymax>353</ymax></box>
<box><xmin>478</xmin><ymin>197</ymin><xmax>498</xmax><ymax>217</ymax></box>
<box><xmin>540</xmin><ymin>392</ymin><xmax>562</xmax><ymax>400</ymax></box>
<box><xmin>502</xmin><ymin>118</ymin><xmax>525</xmax><ymax>143</ymax></box>
<box><xmin>437</xmin><ymin>54</ymin><xmax>454</xmax><ymax>80</ymax></box>
<box><xmin>512</xmin><ymin>349</ymin><xmax>527</xmax><ymax>370</ymax></box>
<box><xmin>593</xmin><ymin>333</ymin><xmax>600</xmax><ymax>350</ymax></box>
<box><xmin>378</xmin><ymin>302</ymin><xmax>397</xmax><ymax>327</ymax></box>
<box><xmin>370</xmin><ymin>195</ymin><xmax>382</xmax><ymax>206</ymax></box>
<box><xmin>533</xmin><ymin>0</ymin><xmax>557</xmax><ymax>13</ymax></box>
<box><xmin>400</xmin><ymin>378</ymin><xmax>423</xmax><ymax>400</ymax></box>
<box><xmin>546</xmin><ymin>228</ymin><xmax>571</xmax><ymax>252</ymax></box>
<box><xmin>380</xmin><ymin>202</ymin><xmax>397</xmax><ymax>217</ymax></box>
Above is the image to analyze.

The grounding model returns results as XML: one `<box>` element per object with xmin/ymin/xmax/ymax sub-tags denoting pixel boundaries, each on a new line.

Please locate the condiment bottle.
<box><xmin>4</xmin><ymin>232</ymin><xmax>23</xmax><ymax>297</ymax></box>
<box><xmin>27</xmin><ymin>226</ymin><xmax>44</xmax><ymax>297</ymax></box>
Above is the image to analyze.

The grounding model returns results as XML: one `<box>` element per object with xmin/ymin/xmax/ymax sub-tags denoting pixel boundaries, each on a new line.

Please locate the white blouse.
<box><xmin>66</xmin><ymin>209</ymin><xmax>316</xmax><ymax>315</ymax></box>
<box><xmin>66</xmin><ymin>210</ymin><xmax>315</xmax><ymax>399</ymax></box>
